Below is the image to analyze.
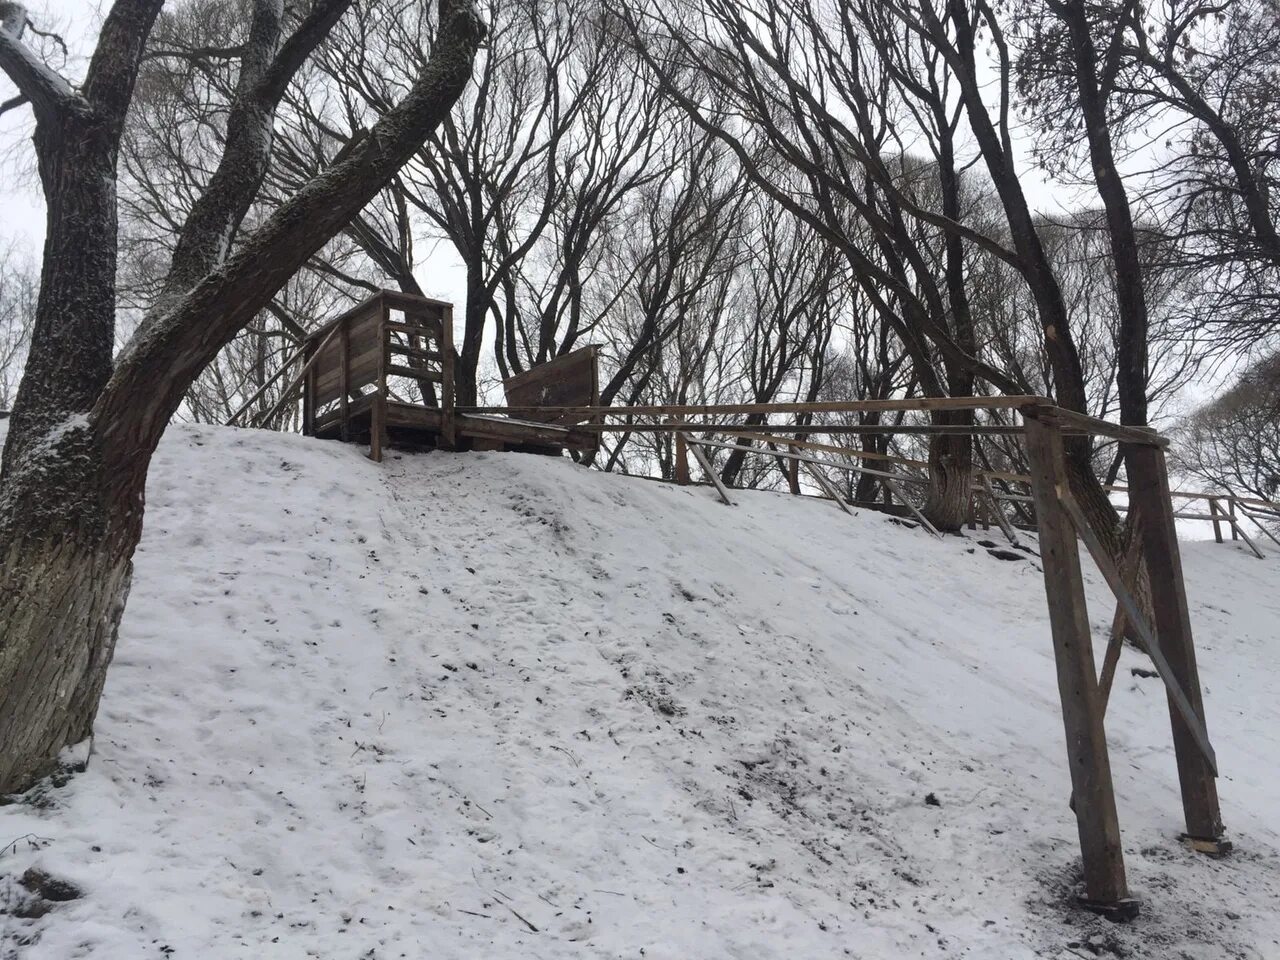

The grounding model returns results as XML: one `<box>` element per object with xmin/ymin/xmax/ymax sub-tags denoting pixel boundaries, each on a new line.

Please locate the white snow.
<box><xmin>1</xmin><ymin>423</ymin><xmax>1278</xmax><ymax>959</ymax></box>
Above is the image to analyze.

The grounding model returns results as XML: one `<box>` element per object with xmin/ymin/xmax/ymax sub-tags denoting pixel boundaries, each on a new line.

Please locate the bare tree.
<box><xmin>1174</xmin><ymin>352</ymin><xmax>1280</xmax><ymax>506</ymax></box>
<box><xmin>0</xmin><ymin>0</ymin><xmax>484</xmax><ymax>794</ymax></box>
<box><xmin>0</xmin><ymin>241</ymin><xmax>37</xmax><ymax>411</ymax></box>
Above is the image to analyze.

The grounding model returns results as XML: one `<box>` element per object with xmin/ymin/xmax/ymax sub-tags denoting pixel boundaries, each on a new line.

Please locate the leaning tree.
<box><xmin>0</xmin><ymin>0</ymin><xmax>484</xmax><ymax>795</ymax></box>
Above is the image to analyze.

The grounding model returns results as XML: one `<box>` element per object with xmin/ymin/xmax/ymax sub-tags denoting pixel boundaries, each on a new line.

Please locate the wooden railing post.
<box><xmin>339</xmin><ymin>315</ymin><xmax>350</xmax><ymax>443</ymax></box>
<box><xmin>370</xmin><ymin>297</ymin><xmax>388</xmax><ymax>462</ymax></box>
<box><xmin>301</xmin><ymin>340</ymin><xmax>315</xmax><ymax>436</ymax></box>
<box><xmin>1023</xmin><ymin>413</ymin><xmax>1133</xmax><ymax>916</ymax></box>
<box><xmin>440</xmin><ymin>304</ymin><xmax>457</xmax><ymax>450</ymax></box>
<box><xmin>1125</xmin><ymin>438</ymin><xmax>1227</xmax><ymax>851</ymax></box>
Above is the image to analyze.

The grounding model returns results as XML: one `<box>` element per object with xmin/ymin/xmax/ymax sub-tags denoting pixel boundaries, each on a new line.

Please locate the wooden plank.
<box><xmin>1023</xmin><ymin>414</ymin><xmax>1130</xmax><ymax>909</ymax></box>
<box><xmin>248</xmin><ymin>325</ymin><xmax>340</xmax><ymax>428</ymax></box>
<box><xmin>457</xmin><ymin>413</ymin><xmax>572</xmax><ymax>447</ymax></box>
<box><xmin>802</xmin><ymin>459</ymin><xmax>853</xmax><ymax>515</ymax></box>
<box><xmin>882</xmin><ymin>477</ymin><xmax>942</xmax><ymax>539</ymax></box>
<box><xmin>387</xmin><ymin>343</ymin><xmax>443</xmax><ymax>364</ymax></box>
<box><xmin>1097</xmin><ymin>524</ymin><xmax>1144</xmax><ymax>713</ymax></box>
<box><xmin>315</xmin><ymin>343</ymin><xmax>380</xmax><ymax>404</ymax></box>
<box><xmin>980</xmin><ymin>473</ymin><xmax>1021</xmax><ymax>547</ymax></box>
<box><xmin>302</xmin><ymin>340</ymin><xmax>315</xmax><ymax>436</ymax></box>
<box><xmin>1209</xmin><ymin>498</ymin><xmax>1224</xmax><ymax>543</ymax></box>
<box><xmin>1021</xmin><ymin>403</ymin><xmax>1167</xmax><ymax>447</ymax></box>
<box><xmin>339</xmin><ymin>316</ymin><xmax>350</xmax><ymax>442</ymax></box>
<box><xmin>462</xmin><ymin>395</ymin><xmax>1049</xmax><ymax>419</ymax></box>
<box><xmin>302</xmin><ymin>292</ymin><xmax>385</xmax><ymax>345</ymax></box>
<box><xmin>369</xmin><ymin>305</ymin><xmax>388</xmax><ymax>463</ymax></box>
<box><xmin>683</xmin><ymin>435</ymin><xmax>734</xmax><ymax>505</ymax></box>
<box><xmin>1215</xmin><ymin>501</ymin><xmax>1265</xmax><ymax>558</ymax></box>
<box><xmin>503</xmin><ymin>346</ymin><xmax>601</xmax><ymax>425</ymax></box>
<box><xmin>386</xmin><ymin>318</ymin><xmax>443</xmax><ymax>340</ymax></box>
<box><xmin>684</xmin><ymin>434</ymin><xmax>931</xmax><ymax>486</ymax></box>
<box><xmin>226</xmin><ymin>337</ymin><xmax>309</xmax><ymax>426</ymax></box>
<box><xmin>562</xmin><ymin>421</ymin><xmax>1023</xmax><ymax>437</ymax></box>
<box><xmin>1238</xmin><ymin>505</ymin><xmax>1280</xmax><ymax>548</ymax></box>
<box><xmin>1058</xmin><ymin>489</ymin><xmax>1217</xmax><ymax>773</ymax></box>
<box><xmin>386</xmin><ymin>363</ymin><xmax>443</xmax><ymax>384</ymax></box>
<box><xmin>440</xmin><ymin>304</ymin><xmax>456</xmax><ymax>449</ymax></box>
<box><xmin>383</xmin><ymin>401</ymin><xmax>443</xmax><ymax>431</ymax></box>
<box><xmin>381</xmin><ymin>289</ymin><xmax>453</xmax><ymax>312</ymax></box>
<box><xmin>1125</xmin><ymin>440</ymin><xmax>1225</xmax><ymax>843</ymax></box>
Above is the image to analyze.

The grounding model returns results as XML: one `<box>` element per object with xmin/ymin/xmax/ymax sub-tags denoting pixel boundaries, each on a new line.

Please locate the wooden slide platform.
<box><xmin>299</xmin><ymin>291</ymin><xmax>600</xmax><ymax>460</ymax></box>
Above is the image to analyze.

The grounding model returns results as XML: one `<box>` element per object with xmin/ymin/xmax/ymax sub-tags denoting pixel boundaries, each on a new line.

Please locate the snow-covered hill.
<box><xmin>1</xmin><ymin>424</ymin><xmax>1278</xmax><ymax>959</ymax></box>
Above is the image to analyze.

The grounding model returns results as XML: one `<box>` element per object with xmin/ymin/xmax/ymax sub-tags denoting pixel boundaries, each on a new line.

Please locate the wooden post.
<box><xmin>1125</xmin><ymin>439</ymin><xmax>1226</xmax><ymax>850</ymax></box>
<box><xmin>440</xmin><ymin>304</ymin><xmax>457</xmax><ymax>450</ymax></box>
<box><xmin>370</xmin><ymin>300</ymin><xmax>388</xmax><ymax>463</ymax></box>
<box><xmin>1228</xmin><ymin>497</ymin><xmax>1238</xmax><ymax>541</ymax></box>
<box><xmin>301</xmin><ymin>341</ymin><xmax>315</xmax><ymax>436</ymax></box>
<box><xmin>682</xmin><ymin>434</ymin><xmax>733</xmax><ymax>505</ymax></box>
<box><xmin>1209</xmin><ymin>497</ymin><xmax>1223</xmax><ymax>543</ymax></box>
<box><xmin>1023</xmin><ymin>414</ymin><xmax>1132</xmax><ymax>914</ymax></box>
<box><xmin>674</xmin><ymin>431</ymin><xmax>690</xmax><ymax>485</ymax></box>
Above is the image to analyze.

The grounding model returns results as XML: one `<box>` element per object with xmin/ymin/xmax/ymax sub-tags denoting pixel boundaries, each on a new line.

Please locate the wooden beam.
<box><xmin>1239</xmin><ymin>505</ymin><xmax>1280</xmax><ymax>548</ymax></box>
<box><xmin>1212</xmin><ymin>500</ymin><xmax>1265</xmax><ymax>558</ymax></box>
<box><xmin>440</xmin><ymin>304</ymin><xmax>456</xmax><ymax>449</ymax></box>
<box><xmin>682</xmin><ymin>434</ymin><xmax>931</xmax><ymax>486</ymax></box>
<box><xmin>459</xmin><ymin>395</ymin><xmax>1049</xmax><ymax>419</ymax></box>
<box><xmin>980</xmin><ymin>473</ymin><xmax>1022</xmax><ymax>547</ymax></box>
<box><xmin>1125</xmin><ymin>440</ymin><xmax>1225</xmax><ymax>846</ymax></box>
<box><xmin>1023</xmin><ymin>415</ymin><xmax>1131</xmax><ymax>911</ymax></box>
<box><xmin>1058</xmin><ymin>490</ymin><xmax>1218</xmax><ymax>774</ymax></box>
<box><xmin>1097</xmin><ymin>525</ymin><xmax>1144</xmax><ymax>713</ymax></box>
<box><xmin>1020</xmin><ymin>403</ymin><xmax>1168</xmax><ymax>447</ymax></box>
<box><xmin>682</xmin><ymin>434</ymin><xmax>734</xmax><ymax>505</ymax></box>
<box><xmin>226</xmin><ymin>337</ymin><xmax>309</xmax><ymax>426</ymax></box>
<box><xmin>882</xmin><ymin>477</ymin><xmax>942</xmax><ymax>538</ymax></box>
<box><xmin>801</xmin><ymin>458</ymin><xmax>854</xmax><ymax>515</ymax></box>
<box><xmin>674</xmin><ymin>432</ymin><xmax>690</xmax><ymax>485</ymax></box>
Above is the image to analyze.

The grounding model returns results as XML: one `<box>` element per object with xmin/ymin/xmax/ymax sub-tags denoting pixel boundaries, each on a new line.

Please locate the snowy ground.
<box><xmin>1</xmin><ymin>424</ymin><xmax>1278</xmax><ymax>959</ymax></box>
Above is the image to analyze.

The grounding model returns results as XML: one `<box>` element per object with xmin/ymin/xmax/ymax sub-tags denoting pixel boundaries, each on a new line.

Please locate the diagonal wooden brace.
<box><xmin>1057</xmin><ymin>489</ymin><xmax>1218</xmax><ymax>775</ymax></box>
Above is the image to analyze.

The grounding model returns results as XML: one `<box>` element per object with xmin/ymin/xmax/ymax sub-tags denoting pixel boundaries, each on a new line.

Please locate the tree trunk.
<box><xmin>0</xmin><ymin>422</ymin><xmax>140</xmax><ymax>792</ymax></box>
<box><xmin>456</xmin><ymin>264</ymin><xmax>486</xmax><ymax>408</ymax></box>
<box><xmin>923</xmin><ymin>430</ymin><xmax>973</xmax><ymax>532</ymax></box>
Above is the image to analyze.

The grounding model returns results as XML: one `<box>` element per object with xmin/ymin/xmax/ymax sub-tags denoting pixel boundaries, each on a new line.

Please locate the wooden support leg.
<box><xmin>369</xmin><ymin>397</ymin><xmax>386</xmax><ymax>463</ymax></box>
<box><xmin>675</xmin><ymin>431</ymin><xmax>691</xmax><ymax>486</ymax></box>
<box><xmin>982</xmin><ymin>474</ymin><xmax>1022</xmax><ymax>548</ymax></box>
<box><xmin>1228</xmin><ymin>498</ymin><xmax>1239</xmax><ymax>541</ymax></box>
<box><xmin>802</xmin><ymin>458</ymin><xmax>854</xmax><ymax>515</ymax></box>
<box><xmin>683</xmin><ymin>434</ymin><xmax>733</xmax><ymax>505</ymax></box>
<box><xmin>1125</xmin><ymin>441</ymin><xmax>1227</xmax><ymax>851</ymax></box>
<box><xmin>1209</xmin><ymin>498</ymin><xmax>1224</xmax><ymax>543</ymax></box>
<box><xmin>1023</xmin><ymin>415</ymin><xmax>1133</xmax><ymax>914</ymax></box>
